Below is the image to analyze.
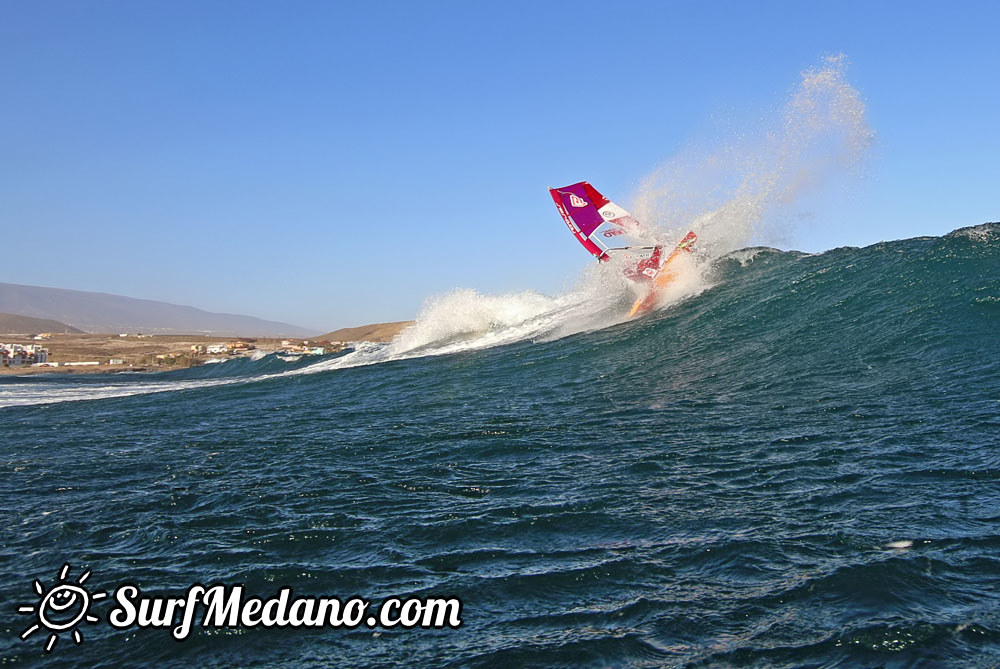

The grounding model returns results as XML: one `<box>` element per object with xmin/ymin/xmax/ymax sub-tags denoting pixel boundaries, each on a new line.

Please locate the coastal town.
<box><xmin>0</xmin><ymin>333</ymin><xmax>351</xmax><ymax>373</ymax></box>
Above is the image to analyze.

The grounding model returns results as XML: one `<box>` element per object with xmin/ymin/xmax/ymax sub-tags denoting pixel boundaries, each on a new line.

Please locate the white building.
<box><xmin>0</xmin><ymin>343</ymin><xmax>48</xmax><ymax>366</ymax></box>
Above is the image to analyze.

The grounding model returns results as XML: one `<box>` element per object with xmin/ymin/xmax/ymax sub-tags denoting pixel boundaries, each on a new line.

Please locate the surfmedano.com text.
<box><xmin>109</xmin><ymin>584</ymin><xmax>463</xmax><ymax>640</ymax></box>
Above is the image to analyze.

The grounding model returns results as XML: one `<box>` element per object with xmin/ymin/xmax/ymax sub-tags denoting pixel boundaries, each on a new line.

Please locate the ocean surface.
<box><xmin>2</xmin><ymin>223</ymin><xmax>998</xmax><ymax>667</ymax></box>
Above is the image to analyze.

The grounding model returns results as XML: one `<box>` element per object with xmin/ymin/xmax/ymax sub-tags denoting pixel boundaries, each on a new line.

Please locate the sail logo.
<box><xmin>569</xmin><ymin>194</ymin><xmax>588</xmax><ymax>208</ymax></box>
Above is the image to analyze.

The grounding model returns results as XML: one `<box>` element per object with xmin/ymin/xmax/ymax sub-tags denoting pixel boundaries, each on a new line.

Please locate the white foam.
<box><xmin>0</xmin><ymin>378</ymin><xmax>239</xmax><ymax>408</ymax></box>
<box><xmin>953</xmin><ymin>223</ymin><xmax>998</xmax><ymax>243</ymax></box>
<box><xmin>285</xmin><ymin>261</ymin><xmax>658</xmax><ymax>376</ymax></box>
<box><xmin>883</xmin><ymin>540</ymin><xmax>914</xmax><ymax>550</ymax></box>
<box><xmin>723</xmin><ymin>248</ymin><xmax>767</xmax><ymax>267</ymax></box>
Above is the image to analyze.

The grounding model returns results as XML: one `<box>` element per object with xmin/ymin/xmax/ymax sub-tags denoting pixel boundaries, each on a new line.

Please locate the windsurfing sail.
<box><xmin>548</xmin><ymin>181</ymin><xmax>662</xmax><ymax>281</ymax></box>
<box><xmin>550</xmin><ymin>181</ymin><xmax>699</xmax><ymax>317</ymax></box>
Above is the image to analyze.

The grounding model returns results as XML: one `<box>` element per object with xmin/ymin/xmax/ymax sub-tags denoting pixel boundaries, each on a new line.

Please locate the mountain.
<box><xmin>319</xmin><ymin>321</ymin><xmax>413</xmax><ymax>342</ymax></box>
<box><xmin>0</xmin><ymin>312</ymin><xmax>84</xmax><ymax>335</ymax></box>
<box><xmin>0</xmin><ymin>282</ymin><xmax>314</xmax><ymax>337</ymax></box>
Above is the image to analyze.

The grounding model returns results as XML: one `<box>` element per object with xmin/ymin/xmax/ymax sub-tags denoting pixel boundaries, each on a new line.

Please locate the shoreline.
<box><xmin>0</xmin><ymin>333</ymin><xmax>339</xmax><ymax>376</ymax></box>
<box><xmin>0</xmin><ymin>364</ymin><xmax>157</xmax><ymax>376</ymax></box>
<box><xmin>0</xmin><ymin>322</ymin><xmax>412</xmax><ymax>377</ymax></box>
<box><xmin>0</xmin><ymin>357</ymin><xmax>262</xmax><ymax>376</ymax></box>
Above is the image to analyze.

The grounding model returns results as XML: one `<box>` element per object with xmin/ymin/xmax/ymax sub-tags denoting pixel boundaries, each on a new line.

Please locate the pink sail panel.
<box><xmin>549</xmin><ymin>182</ymin><xmax>611</xmax><ymax>259</ymax></box>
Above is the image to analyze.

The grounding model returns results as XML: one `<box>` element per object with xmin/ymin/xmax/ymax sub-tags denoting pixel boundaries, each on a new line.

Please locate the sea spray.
<box><xmin>388</xmin><ymin>289</ymin><xmax>568</xmax><ymax>353</ymax></box>
<box><xmin>379</xmin><ymin>57</ymin><xmax>875</xmax><ymax>340</ymax></box>
<box><xmin>374</xmin><ymin>261</ymin><xmax>637</xmax><ymax>358</ymax></box>
<box><xmin>633</xmin><ymin>55</ymin><xmax>874</xmax><ymax>258</ymax></box>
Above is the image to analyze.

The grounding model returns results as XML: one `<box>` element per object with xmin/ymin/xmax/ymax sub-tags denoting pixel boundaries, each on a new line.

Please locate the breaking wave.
<box><xmin>1</xmin><ymin>222</ymin><xmax>996</xmax><ymax>409</ymax></box>
<box><xmin>0</xmin><ymin>57</ymin><xmax>923</xmax><ymax>410</ymax></box>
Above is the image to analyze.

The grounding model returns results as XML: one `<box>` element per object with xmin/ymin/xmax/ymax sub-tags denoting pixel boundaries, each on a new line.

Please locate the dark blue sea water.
<box><xmin>2</xmin><ymin>224</ymin><xmax>998</xmax><ymax>667</ymax></box>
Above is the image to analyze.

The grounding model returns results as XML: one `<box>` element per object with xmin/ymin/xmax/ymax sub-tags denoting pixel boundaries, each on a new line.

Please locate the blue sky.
<box><xmin>2</xmin><ymin>1</ymin><xmax>998</xmax><ymax>331</ymax></box>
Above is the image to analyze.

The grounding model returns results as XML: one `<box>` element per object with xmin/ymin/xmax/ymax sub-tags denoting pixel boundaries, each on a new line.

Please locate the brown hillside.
<box><xmin>319</xmin><ymin>321</ymin><xmax>413</xmax><ymax>343</ymax></box>
<box><xmin>0</xmin><ymin>312</ymin><xmax>83</xmax><ymax>335</ymax></box>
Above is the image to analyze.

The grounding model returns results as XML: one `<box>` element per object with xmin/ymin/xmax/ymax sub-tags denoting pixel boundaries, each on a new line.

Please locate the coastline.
<box><xmin>0</xmin><ymin>333</ymin><xmax>329</xmax><ymax>376</ymax></box>
<box><xmin>0</xmin><ymin>364</ymin><xmax>155</xmax><ymax>376</ymax></box>
<box><xmin>0</xmin><ymin>321</ymin><xmax>413</xmax><ymax>376</ymax></box>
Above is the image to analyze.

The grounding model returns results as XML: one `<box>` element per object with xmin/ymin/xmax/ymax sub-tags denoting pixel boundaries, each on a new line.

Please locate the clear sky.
<box><xmin>2</xmin><ymin>1</ymin><xmax>998</xmax><ymax>331</ymax></box>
